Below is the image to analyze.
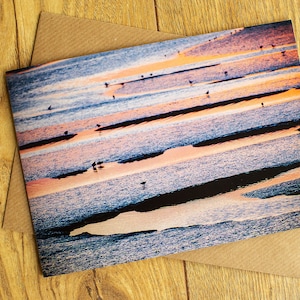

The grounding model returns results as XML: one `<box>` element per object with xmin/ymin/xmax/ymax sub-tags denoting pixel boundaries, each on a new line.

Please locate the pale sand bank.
<box><xmin>69</xmin><ymin>167</ymin><xmax>300</xmax><ymax>236</ymax></box>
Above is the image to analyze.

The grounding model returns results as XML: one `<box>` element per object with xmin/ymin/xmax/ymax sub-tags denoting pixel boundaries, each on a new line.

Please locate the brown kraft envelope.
<box><xmin>3</xmin><ymin>12</ymin><xmax>300</xmax><ymax>278</ymax></box>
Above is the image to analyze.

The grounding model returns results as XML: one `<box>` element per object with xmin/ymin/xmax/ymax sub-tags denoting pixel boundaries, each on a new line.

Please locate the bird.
<box><xmin>224</xmin><ymin>71</ymin><xmax>228</xmax><ymax>76</ymax></box>
<box><xmin>189</xmin><ymin>80</ymin><xmax>193</xmax><ymax>86</ymax></box>
<box><xmin>140</xmin><ymin>181</ymin><xmax>146</xmax><ymax>189</ymax></box>
<box><xmin>112</xmin><ymin>95</ymin><xmax>115</xmax><ymax>99</ymax></box>
<box><xmin>206</xmin><ymin>90</ymin><xmax>209</xmax><ymax>95</ymax></box>
<box><xmin>64</xmin><ymin>131</ymin><xmax>68</xmax><ymax>135</ymax></box>
<box><xmin>259</xmin><ymin>45</ymin><xmax>263</xmax><ymax>50</ymax></box>
<box><xmin>92</xmin><ymin>162</ymin><xmax>97</xmax><ymax>171</ymax></box>
<box><xmin>261</xmin><ymin>102</ymin><xmax>264</xmax><ymax>107</ymax></box>
<box><xmin>104</xmin><ymin>82</ymin><xmax>109</xmax><ymax>88</ymax></box>
<box><xmin>97</xmin><ymin>161</ymin><xmax>104</xmax><ymax>169</ymax></box>
<box><xmin>281</xmin><ymin>50</ymin><xmax>286</xmax><ymax>56</ymax></box>
<box><xmin>96</xmin><ymin>124</ymin><xmax>101</xmax><ymax>128</ymax></box>
<box><xmin>48</xmin><ymin>105</ymin><xmax>52</xmax><ymax>110</ymax></box>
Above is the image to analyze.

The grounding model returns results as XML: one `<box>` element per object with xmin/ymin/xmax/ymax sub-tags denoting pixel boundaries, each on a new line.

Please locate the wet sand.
<box><xmin>19</xmin><ymin>87</ymin><xmax>300</xmax><ymax>155</ymax></box>
<box><xmin>26</xmin><ymin>126</ymin><xmax>299</xmax><ymax>199</ymax></box>
<box><xmin>69</xmin><ymin>167</ymin><xmax>300</xmax><ymax>236</ymax></box>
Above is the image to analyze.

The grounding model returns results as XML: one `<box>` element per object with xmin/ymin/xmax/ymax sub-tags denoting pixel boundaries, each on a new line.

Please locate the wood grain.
<box><xmin>1</xmin><ymin>0</ymin><xmax>300</xmax><ymax>299</ymax></box>
<box><xmin>156</xmin><ymin>0</ymin><xmax>300</xmax><ymax>49</ymax></box>
<box><xmin>0</xmin><ymin>0</ymin><xmax>18</xmax><ymax>222</ymax></box>
<box><xmin>0</xmin><ymin>230</ymin><xmax>187</xmax><ymax>299</ymax></box>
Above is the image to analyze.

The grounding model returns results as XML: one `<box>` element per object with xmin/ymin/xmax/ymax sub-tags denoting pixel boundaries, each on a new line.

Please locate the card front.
<box><xmin>6</xmin><ymin>20</ymin><xmax>300</xmax><ymax>276</ymax></box>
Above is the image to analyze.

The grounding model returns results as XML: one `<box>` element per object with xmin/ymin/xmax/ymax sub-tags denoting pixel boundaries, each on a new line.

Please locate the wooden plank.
<box><xmin>91</xmin><ymin>258</ymin><xmax>187</xmax><ymax>300</ymax></box>
<box><xmin>0</xmin><ymin>229</ymin><xmax>188</xmax><ymax>299</ymax></box>
<box><xmin>13</xmin><ymin>0</ymin><xmax>42</xmax><ymax>67</ymax></box>
<box><xmin>0</xmin><ymin>0</ymin><xmax>19</xmax><ymax>221</ymax></box>
<box><xmin>155</xmin><ymin>0</ymin><xmax>300</xmax><ymax>47</ymax></box>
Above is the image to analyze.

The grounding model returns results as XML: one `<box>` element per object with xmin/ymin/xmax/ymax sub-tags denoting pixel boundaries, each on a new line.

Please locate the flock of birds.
<box><xmin>90</xmin><ymin>160</ymin><xmax>146</xmax><ymax>188</ymax></box>
<box><xmin>92</xmin><ymin>161</ymin><xmax>104</xmax><ymax>171</ymax></box>
<box><xmin>46</xmin><ymin>42</ymin><xmax>283</xmax><ymax>118</ymax></box>
<box><xmin>45</xmin><ymin>43</ymin><xmax>286</xmax><ymax>189</ymax></box>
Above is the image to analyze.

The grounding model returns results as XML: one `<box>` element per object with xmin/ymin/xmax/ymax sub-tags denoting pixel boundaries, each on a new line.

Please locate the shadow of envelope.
<box><xmin>3</xmin><ymin>12</ymin><xmax>300</xmax><ymax>278</ymax></box>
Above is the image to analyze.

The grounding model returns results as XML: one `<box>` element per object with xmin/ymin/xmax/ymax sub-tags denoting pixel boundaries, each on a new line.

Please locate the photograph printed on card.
<box><xmin>6</xmin><ymin>20</ymin><xmax>300</xmax><ymax>276</ymax></box>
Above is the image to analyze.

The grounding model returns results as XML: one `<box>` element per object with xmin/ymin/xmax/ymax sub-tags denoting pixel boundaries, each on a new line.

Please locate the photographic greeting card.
<box><xmin>6</xmin><ymin>20</ymin><xmax>300</xmax><ymax>276</ymax></box>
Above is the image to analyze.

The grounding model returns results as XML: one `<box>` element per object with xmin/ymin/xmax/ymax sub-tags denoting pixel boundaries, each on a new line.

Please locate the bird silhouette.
<box><xmin>48</xmin><ymin>105</ymin><xmax>52</xmax><ymax>110</ymax></box>
<box><xmin>97</xmin><ymin>161</ymin><xmax>104</xmax><ymax>168</ymax></box>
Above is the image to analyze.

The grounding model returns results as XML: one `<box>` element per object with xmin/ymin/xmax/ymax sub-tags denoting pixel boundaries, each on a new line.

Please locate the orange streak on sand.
<box><xmin>26</xmin><ymin>127</ymin><xmax>299</xmax><ymax>199</ymax></box>
<box><xmin>20</xmin><ymin>88</ymin><xmax>300</xmax><ymax>156</ymax></box>
<box><xmin>86</xmin><ymin>51</ymin><xmax>231</xmax><ymax>85</ymax></box>
<box><xmin>104</xmin><ymin>83</ymin><xmax>123</xmax><ymax>97</ymax></box>
<box><xmin>85</xmin><ymin>44</ymin><xmax>298</xmax><ymax>88</ymax></box>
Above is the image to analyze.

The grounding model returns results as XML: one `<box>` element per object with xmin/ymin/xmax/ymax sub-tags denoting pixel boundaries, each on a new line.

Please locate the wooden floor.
<box><xmin>1</xmin><ymin>1</ymin><xmax>300</xmax><ymax>299</ymax></box>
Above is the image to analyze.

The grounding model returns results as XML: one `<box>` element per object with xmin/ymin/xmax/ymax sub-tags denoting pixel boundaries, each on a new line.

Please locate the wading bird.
<box><xmin>140</xmin><ymin>181</ymin><xmax>146</xmax><ymax>189</ymax></box>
